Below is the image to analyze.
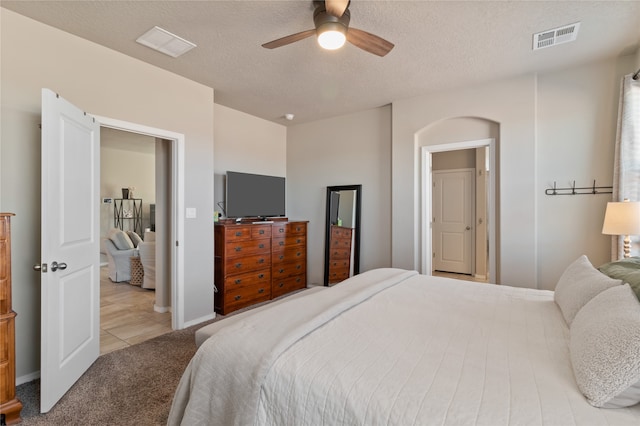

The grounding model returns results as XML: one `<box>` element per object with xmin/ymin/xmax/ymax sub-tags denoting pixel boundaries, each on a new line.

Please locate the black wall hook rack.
<box><xmin>545</xmin><ymin>180</ymin><xmax>613</xmax><ymax>196</ymax></box>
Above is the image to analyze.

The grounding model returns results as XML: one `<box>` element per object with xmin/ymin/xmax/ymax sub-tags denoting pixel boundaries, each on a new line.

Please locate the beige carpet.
<box><xmin>16</xmin><ymin>288</ymin><xmax>308</xmax><ymax>425</ymax></box>
<box><xmin>16</xmin><ymin>320</ymin><xmax>211</xmax><ymax>426</ymax></box>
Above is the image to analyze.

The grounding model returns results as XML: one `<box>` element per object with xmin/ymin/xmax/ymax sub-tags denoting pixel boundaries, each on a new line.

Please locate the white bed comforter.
<box><xmin>168</xmin><ymin>268</ymin><xmax>640</xmax><ymax>425</ymax></box>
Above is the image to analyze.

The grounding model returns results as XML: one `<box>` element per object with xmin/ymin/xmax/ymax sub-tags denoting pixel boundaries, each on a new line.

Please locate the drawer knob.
<box><xmin>258</xmin><ymin>273</ymin><xmax>264</xmax><ymax>279</ymax></box>
<box><xmin>235</xmin><ymin>231</ymin><xmax>242</xmax><ymax>236</ymax></box>
<box><xmin>279</xmin><ymin>241</ymin><xmax>284</xmax><ymax>246</ymax></box>
<box><xmin>259</xmin><ymin>243</ymin><xmax>265</xmax><ymax>248</ymax></box>
<box><xmin>296</xmin><ymin>265</ymin><xmax>301</xmax><ymax>270</ymax></box>
<box><xmin>235</xmin><ymin>263</ymin><xmax>242</xmax><ymax>268</ymax></box>
<box><xmin>296</xmin><ymin>277</ymin><xmax>301</xmax><ymax>283</ymax></box>
<box><xmin>259</xmin><ymin>230</ymin><xmax>265</xmax><ymax>234</ymax></box>
<box><xmin>258</xmin><ymin>258</ymin><xmax>265</xmax><ymax>264</ymax></box>
<box><xmin>279</xmin><ymin>228</ymin><xmax>284</xmax><ymax>233</ymax></box>
<box><xmin>235</xmin><ymin>279</ymin><xmax>242</xmax><ymax>284</ymax></box>
<box><xmin>296</xmin><ymin>252</ymin><xmax>302</xmax><ymax>257</ymax></box>
<box><xmin>258</xmin><ymin>288</ymin><xmax>265</xmax><ymax>294</ymax></box>
<box><xmin>235</xmin><ymin>295</ymin><xmax>241</xmax><ymax>301</ymax></box>
<box><xmin>278</xmin><ymin>282</ymin><xmax>284</xmax><ymax>288</ymax></box>
<box><xmin>235</xmin><ymin>247</ymin><xmax>242</xmax><ymax>252</ymax></box>
<box><xmin>279</xmin><ymin>268</ymin><xmax>284</xmax><ymax>273</ymax></box>
<box><xmin>297</xmin><ymin>239</ymin><xmax>301</xmax><ymax>243</ymax></box>
<box><xmin>279</xmin><ymin>255</ymin><xmax>284</xmax><ymax>260</ymax></box>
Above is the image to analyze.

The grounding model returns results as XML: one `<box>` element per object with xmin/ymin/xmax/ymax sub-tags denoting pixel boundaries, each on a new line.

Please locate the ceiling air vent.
<box><xmin>533</xmin><ymin>22</ymin><xmax>580</xmax><ymax>50</ymax></box>
<box><xmin>136</xmin><ymin>26</ymin><xmax>196</xmax><ymax>58</ymax></box>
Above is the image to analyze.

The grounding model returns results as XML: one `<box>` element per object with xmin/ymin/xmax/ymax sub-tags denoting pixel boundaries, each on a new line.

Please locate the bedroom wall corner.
<box><xmin>286</xmin><ymin>106</ymin><xmax>392</xmax><ymax>286</ymax></box>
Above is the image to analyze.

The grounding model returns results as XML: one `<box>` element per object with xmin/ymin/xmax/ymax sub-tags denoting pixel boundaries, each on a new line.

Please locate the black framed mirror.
<box><xmin>324</xmin><ymin>185</ymin><xmax>362</xmax><ymax>286</ymax></box>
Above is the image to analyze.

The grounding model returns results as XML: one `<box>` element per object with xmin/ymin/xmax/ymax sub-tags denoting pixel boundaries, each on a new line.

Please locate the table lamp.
<box><xmin>602</xmin><ymin>199</ymin><xmax>640</xmax><ymax>258</ymax></box>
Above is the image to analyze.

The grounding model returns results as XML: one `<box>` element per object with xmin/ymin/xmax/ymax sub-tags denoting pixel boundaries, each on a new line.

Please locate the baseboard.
<box><xmin>154</xmin><ymin>304</ymin><xmax>171</xmax><ymax>313</ymax></box>
<box><xmin>17</xmin><ymin>370</ymin><xmax>40</xmax><ymax>386</ymax></box>
<box><xmin>182</xmin><ymin>312</ymin><xmax>216</xmax><ymax>329</ymax></box>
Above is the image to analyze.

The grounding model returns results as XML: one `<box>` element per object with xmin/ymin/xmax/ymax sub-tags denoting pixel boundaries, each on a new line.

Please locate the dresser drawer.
<box><xmin>273</xmin><ymin>234</ymin><xmax>306</xmax><ymax>250</ymax></box>
<box><xmin>223</xmin><ymin>253</ymin><xmax>271</xmax><ymax>275</ymax></box>
<box><xmin>223</xmin><ymin>269</ymin><xmax>271</xmax><ymax>291</ymax></box>
<box><xmin>272</xmin><ymin>259</ymin><xmax>305</xmax><ymax>279</ymax></box>
<box><xmin>272</xmin><ymin>222</ymin><xmax>306</xmax><ymax>237</ymax></box>
<box><xmin>224</xmin><ymin>282</ymin><xmax>271</xmax><ymax>312</ymax></box>
<box><xmin>272</xmin><ymin>275</ymin><xmax>305</xmax><ymax>299</ymax></box>
<box><xmin>328</xmin><ymin>267</ymin><xmax>350</xmax><ymax>283</ymax></box>
<box><xmin>331</xmin><ymin>237</ymin><xmax>351</xmax><ymax>249</ymax></box>
<box><xmin>251</xmin><ymin>225</ymin><xmax>272</xmax><ymax>239</ymax></box>
<box><xmin>328</xmin><ymin>247</ymin><xmax>350</xmax><ymax>260</ymax></box>
<box><xmin>224</xmin><ymin>226</ymin><xmax>252</xmax><ymax>242</ymax></box>
<box><xmin>223</xmin><ymin>239</ymin><xmax>270</xmax><ymax>259</ymax></box>
<box><xmin>272</xmin><ymin>245</ymin><xmax>306</xmax><ymax>263</ymax></box>
<box><xmin>331</xmin><ymin>226</ymin><xmax>352</xmax><ymax>240</ymax></box>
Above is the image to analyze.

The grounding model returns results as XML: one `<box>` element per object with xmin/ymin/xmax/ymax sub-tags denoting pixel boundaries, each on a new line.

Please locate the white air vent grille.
<box><xmin>136</xmin><ymin>26</ymin><xmax>196</xmax><ymax>58</ymax></box>
<box><xmin>533</xmin><ymin>22</ymin><xmax>580</xmax><ymax>50</ymax></box>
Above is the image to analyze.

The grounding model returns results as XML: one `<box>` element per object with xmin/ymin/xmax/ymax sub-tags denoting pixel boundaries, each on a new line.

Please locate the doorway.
<box><xmin>421</xmin><ymin>139</ymin><xmax>496</xmax><ymax>283</ymax></box>
<box><xmin>99</xmin><ymin>127</ymin><xmax>172</xmax><ymax>354</ymax></box>
<box><xmin>96</xmin><ymin>115</ymin><xmax>185</xmax><ymax>330</ymax></box>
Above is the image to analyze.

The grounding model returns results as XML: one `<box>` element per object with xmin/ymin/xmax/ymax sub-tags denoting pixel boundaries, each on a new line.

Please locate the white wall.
<box><xmin>392</xmin><ymin>55</ymin><xmax>637</xmax><ymax>290</ymax></box>
<box><xmin>536</xmin><ymin>57</ymin><xmax>635</xmax><ymax>289</ymax></box>
<box><xmin>1</xmin><ymin>10</ymin><xmax>215</xmax><ymax>379</ymax></box>
<box><xmin>100</xmin><ymin>140</ymin><xmax>156</xmax><ymax>239</ymax></box>
<box><xmin>213</xmin><ymin>103</ymin><xmax>286</xmax><ymax>218</ymax></box>
<box><xmin>287</xmin><ymin>106</ymin><xmax>392</xmax><ymax>285</ymax></box>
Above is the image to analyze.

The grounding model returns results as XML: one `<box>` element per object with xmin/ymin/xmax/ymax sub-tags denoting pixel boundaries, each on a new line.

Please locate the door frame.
<box><xmin>95</xmin><ymin>115</ymin><xmax>185</xmax><ymax>329</ymax></box>
<box><xmin>421</xmin><ymin>138</ymin><xmax>496</xmax><ymax>283</ymax></box>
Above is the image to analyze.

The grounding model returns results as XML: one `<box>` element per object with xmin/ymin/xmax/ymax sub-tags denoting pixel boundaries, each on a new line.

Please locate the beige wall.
<box><xmin>213</xmin><ymin>104</ymin><xmax>286</xmax><ymax>218</ymax></box>
<box><xmin>1</xmin><ymin>10</ymin><xmax>215</xmax><ymax>380</ymax></box>
<box><xmin>392</xmin><ymin>55</ymin><xmax>637</xmax><ymax>290</ymax></box>
<box><xmin>100</xmin><ymin>135</ymin><xmax>156</xmax><ymax>239</ymax></box>
<box><xmin>287</xmin><ymin>106</ymin><xmax>392</xmax><ymax>285</ymax></box>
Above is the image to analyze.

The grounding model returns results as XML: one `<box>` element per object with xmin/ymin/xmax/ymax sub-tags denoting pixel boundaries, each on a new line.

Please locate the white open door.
<box><xmin>432</xmin><ymin>169</ymin><xmax>474</xmax><ymax>274</ymax></box>
<box><xmin>39</xmin><ymin>89</ymin><xmax>100</xmax><ymax>412</ymax></box>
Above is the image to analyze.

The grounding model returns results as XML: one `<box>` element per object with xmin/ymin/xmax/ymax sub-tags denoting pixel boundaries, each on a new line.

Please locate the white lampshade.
<box><xmin>602</xmin><ymin>201</ymin><xmax>640</xmax><ymax>235</ymax></box>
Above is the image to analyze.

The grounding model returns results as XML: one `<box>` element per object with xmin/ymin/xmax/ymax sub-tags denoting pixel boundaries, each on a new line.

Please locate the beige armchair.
<box><xmin>138</xmin><ymin>231</ymin><xmax>156</xmax><ymax>289</ymax></box>
<box><xmin>103</xmin><ymin>228</ymin><xmax>138</xmax><ymax>282</ymax></box>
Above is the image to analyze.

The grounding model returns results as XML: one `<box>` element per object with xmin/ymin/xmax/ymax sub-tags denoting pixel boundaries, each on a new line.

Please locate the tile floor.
<box><xmin>100</xmin><ymin>267</ymin><xmax>172</xmax><ymax>355</ymax></box>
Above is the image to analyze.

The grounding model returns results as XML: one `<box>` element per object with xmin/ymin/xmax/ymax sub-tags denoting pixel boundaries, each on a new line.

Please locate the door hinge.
<box><xmin>433</xmin><ymin>252</ymin><xmax>436</xmax><ymax>258</ymax></box>
<box><xmin>176</xmin><ymin>240</ymin><xmax>179</xmax><ymax>247</ymax></box>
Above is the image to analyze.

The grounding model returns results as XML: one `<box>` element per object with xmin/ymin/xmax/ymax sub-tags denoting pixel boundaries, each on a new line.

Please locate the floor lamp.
<box><xmin>602</xmin><ymin>199</ymin><xmax>640</xmax><ymax>258</ymax></box>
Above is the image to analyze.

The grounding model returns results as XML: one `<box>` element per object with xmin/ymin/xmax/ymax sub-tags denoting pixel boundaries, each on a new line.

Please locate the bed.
<box><xmin>168</xmin><ymin>259</ymin><xmax>640</xmax><ymax>425</ymax></box>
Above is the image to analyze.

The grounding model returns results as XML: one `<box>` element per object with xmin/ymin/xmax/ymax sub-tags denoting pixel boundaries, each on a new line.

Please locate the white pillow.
<box><xmin>570</xmin><ymin>284</ymin><xmax>640</xmax><ymax>408</ymax></box>
<box><xmin>554</xmin><ymin>255</ymin><xmax>621</xmax><ymax>326</ymax></box>
<box><xmin>108</xmin><ymin>228</ymin><xmax>134</xmax><ymax>250</ymax></box>
<box><xmin>127</xmin><ymin>231</ymin><xmax>143</xmax><ymax>248</ymax></box>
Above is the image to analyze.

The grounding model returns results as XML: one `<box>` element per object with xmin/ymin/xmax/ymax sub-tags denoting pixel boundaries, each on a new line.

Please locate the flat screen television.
<box><xmin>225</xmin><ymin>171</ymin><xmax>286</xmax><ymax>219</ymax></box>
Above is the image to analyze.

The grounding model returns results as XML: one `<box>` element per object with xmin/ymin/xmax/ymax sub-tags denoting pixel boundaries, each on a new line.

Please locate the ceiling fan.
<box><xmin>262</xmin><ymin>0</ymin><xmax>394</xmax><ymax>57</ymax></box>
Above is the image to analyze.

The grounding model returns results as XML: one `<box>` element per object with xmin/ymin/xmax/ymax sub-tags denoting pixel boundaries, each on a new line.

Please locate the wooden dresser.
<box><xmin>327</xmin><ymin>225</ymin><xmax>353</xmax><ymax>285</ymax></box>
<box><xmin>0</xmin><ymin>213</ymin><xmax>22</xmax><ymax>425</ymax></box>
<box><xmin>214</xmin><ymin>220</ymin><xmax>308</xmax><ymax>315</ymax></box>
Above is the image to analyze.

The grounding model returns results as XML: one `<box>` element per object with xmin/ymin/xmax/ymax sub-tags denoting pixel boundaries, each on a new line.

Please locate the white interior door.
<box><xmin>39</xmin><ymin>89</ymin><xmax>100</xmax><ymax>412</ymax></box>
<box><xmin>432</xmin><ymin>169</ymin><xmax>474</xmax><ymax>274</ymax></box>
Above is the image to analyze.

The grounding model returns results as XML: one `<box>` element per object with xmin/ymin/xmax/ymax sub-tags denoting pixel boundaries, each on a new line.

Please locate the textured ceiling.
<box><xmin>2</xmin><ymin>1</ymin><xmax>639</xmax><ymax>125</ymax></box>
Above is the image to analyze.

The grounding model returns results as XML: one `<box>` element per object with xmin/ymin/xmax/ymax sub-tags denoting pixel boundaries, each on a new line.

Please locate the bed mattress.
<box><xmin>169</xmin><ymin>268</ymin><xmax>640</xmax><ymax>425</ymax></box>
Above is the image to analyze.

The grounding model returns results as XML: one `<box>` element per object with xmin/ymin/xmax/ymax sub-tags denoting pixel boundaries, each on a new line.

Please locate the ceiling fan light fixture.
<box><xmin>317</xmin><ymin>24</ymin><xmax>346</xmax><ymax>50</ymax></box>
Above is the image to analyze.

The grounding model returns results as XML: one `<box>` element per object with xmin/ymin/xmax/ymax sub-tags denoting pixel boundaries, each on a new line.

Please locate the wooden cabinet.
<box><xmin>0</xmin><ymin>213</ymin><xmax>22</xmax><ymax>425</ymax></box>
<box><xmin>215</xmin><ymin>220</ymin><xmax>307</xmax><ymax>315</ymax></box>
<box><xmin>327</xmin><ymin>225</ymin><xmax>353</xmax><ymax>284</ymax></box>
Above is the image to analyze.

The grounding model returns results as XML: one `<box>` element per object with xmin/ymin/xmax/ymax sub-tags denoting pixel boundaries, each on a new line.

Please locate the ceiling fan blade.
<box><xmin>347</xmin><ymin>27</ymin><xmax>394</xmax><ymax>57</ymax></box>
<box><xmin>262</xmin><ymin>29</ymin><xmax>316</xmax><ymax>49</ymax></box>
<box><xmin>325</xmin><ymin>0</ymin><xmax>349</xmax><ymax>17</ymax></box>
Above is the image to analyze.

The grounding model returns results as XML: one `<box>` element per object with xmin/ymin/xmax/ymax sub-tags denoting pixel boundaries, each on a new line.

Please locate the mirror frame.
<box><xmin>324</xmin><ymin>184</ymin><xmax>362</xmax><ymax>286</ymax></box>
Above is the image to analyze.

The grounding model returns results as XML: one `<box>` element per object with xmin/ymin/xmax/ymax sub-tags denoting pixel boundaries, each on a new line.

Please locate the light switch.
<box><xmin>186</xmin><ymin>208</ymin><xmax>197</xmax><ymax>218</ymax></box>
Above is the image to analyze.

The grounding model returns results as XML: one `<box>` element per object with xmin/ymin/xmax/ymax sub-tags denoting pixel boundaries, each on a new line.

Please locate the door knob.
<box><xmin>466</xmin><ymin>226</ymin><xmax>471</xmax><ymax>230</ymax></box>
<box><xmin>33</xmin><ymin>263</ymin><xmax>48</xmax><ymax>272</ymax></box>
<box><xmin>50</xmin><ymin>261</ymin><xmax>67</xmax><ymax>272</ymax></box>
